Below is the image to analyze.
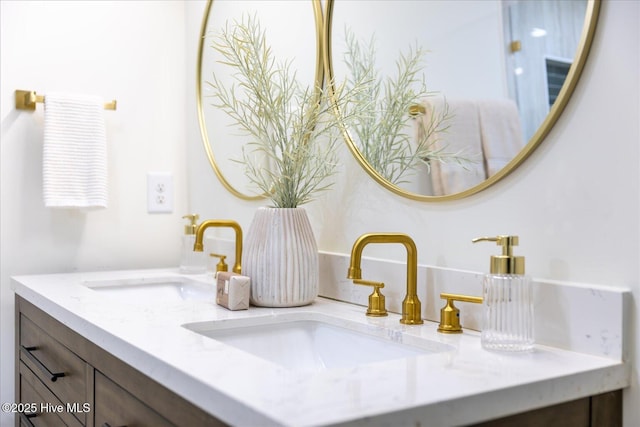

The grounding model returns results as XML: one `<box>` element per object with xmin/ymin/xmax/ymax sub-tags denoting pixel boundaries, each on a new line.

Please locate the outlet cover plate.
<box><xmin>147</xmin><ymin>172</ymin><xmax>173</xmax><ymax>213</ymax></box>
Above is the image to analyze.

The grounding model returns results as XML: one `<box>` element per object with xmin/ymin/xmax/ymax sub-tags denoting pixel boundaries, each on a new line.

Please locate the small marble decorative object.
<box><xmin>216</xmin><ymin>272</ymin><xmax>250</xmax><ymax>311</ymax></box>
<box><xmin>243</xmin><ymin>207</ymin><xmax>318</xmax><ymax>307</ymax></box>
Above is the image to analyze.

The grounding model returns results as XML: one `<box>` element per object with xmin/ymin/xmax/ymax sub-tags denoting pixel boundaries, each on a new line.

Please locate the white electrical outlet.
<box><xmin>147</xmin><ymin>172</ymin><xmax>173</xmax><ymax>213</ymax></box>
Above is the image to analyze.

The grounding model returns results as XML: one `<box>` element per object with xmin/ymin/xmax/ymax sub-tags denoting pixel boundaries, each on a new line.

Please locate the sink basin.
<box><xmin>84</xmin><ymin>276</ymin><xmax>215</xmax><ymax>303</ymax></box>
<box><xmin>183</xmin><ymin>313</ymin><xmax>452</xmax><ymax>371</ymax></box>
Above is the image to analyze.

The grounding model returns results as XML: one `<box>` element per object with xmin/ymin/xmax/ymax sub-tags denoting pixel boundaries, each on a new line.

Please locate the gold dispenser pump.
<box><xmin>180</xmin><ymin>214</ymin><xmax>207</xmax><ymax>274</ymax></box>
<box><xmin>471</xmin><ymin>235</ymin><xmax>525</xmax><ymax>275</ymax></box>
<box><xmin>183</xmin><ymin>214</ymin><xmax>199</xmax><ymax>235</ymax></box>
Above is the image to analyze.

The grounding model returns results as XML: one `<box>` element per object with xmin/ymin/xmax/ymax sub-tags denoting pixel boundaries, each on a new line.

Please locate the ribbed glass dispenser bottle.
<box><xmin>472</xmin><ymin>235</ymin><xmax>534</xmax><ymax>352</ymax></box>
<box><xmin>180</xmin><ymin>214</ymin><xmax>206</xmax><ymax>274</ymax></box>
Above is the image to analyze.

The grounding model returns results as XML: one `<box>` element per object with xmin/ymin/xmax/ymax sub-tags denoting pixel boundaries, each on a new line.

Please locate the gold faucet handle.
<box><xmin>210</xmin><ymin>253</ymin><xmax>228</xmax><ymax>273</ymax></box>
<box><xmin>437</xmin><ymin>292</ymin><xmax>483</xmax><ymax>334</ymax></box>
<box><xmin>354</xmin><ymin>279</ymin><xmax>388</xmax><ymax>317</ymax></box>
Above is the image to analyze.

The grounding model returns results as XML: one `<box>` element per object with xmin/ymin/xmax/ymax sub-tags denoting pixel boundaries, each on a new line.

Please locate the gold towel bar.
<box><xmin>15</xmin><ymin>90</ymin><xmax>117</xmax><ymax>111</ymax></box>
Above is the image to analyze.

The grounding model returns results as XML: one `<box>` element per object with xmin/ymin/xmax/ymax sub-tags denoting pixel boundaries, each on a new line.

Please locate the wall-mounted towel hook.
<box><xmin>15</xmin><ymin>90</ymin><xmax>117</xmax><ymax>111</ymax></box>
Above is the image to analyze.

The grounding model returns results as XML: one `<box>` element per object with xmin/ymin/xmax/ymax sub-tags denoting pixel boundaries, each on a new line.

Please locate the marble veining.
<box><xmin>12</xmin><ymin>262</ymin><xmax>630</xmax><ymax>427</ymax></box>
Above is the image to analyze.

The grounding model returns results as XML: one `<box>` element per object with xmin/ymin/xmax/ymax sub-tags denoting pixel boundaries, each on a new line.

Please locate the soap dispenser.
<box><xmin>473</xmin><ymin>235</ymin><xmax>534</xmax><ymax>352</ymax></box>
<box><xmin>180</xmin><ymin>214</ymin><xmax>206</xmax><ymax>274</ymax></box>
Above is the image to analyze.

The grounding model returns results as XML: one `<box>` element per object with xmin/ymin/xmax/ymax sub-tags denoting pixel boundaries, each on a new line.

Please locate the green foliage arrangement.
<box><xmin>342</xmin><ymin>28</ymin><xmax>472</xmax><ymax>185</ymax></box>
<box><xmin>206</xmin><ymin>14</ymin><xmax>361</xmax><ymax>208</ymax></box>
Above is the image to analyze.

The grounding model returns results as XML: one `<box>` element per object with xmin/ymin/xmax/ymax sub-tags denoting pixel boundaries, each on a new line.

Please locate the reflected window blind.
<box><xmin>546</xmin><ymin>58</ymin><xmax>572</xmax><ymax>107</ymax></box>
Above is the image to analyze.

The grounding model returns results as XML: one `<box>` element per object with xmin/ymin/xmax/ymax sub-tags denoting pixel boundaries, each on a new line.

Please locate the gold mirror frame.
<box><xmin>197</xmin><ymin>0</ymin><xmax>325</xmax><ymax>200</ymax></box>
<box><xmin>323</xmin><ymin>0</ymin><xmax>601</xmax><ymax>201</ymax></box>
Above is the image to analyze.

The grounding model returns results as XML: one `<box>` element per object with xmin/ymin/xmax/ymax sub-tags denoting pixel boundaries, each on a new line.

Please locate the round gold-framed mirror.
<box><xmin>197</xmin><ymin>0</ymin><xmax>324</xmax><ymax>200</ymax></box>
<box><xmin>324</xmin><ymin>0</ymin><xmax>600</xmax><ymax>201</ymax></box>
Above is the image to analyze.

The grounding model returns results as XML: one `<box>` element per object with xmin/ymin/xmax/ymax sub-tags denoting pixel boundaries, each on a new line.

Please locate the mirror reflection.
<box><xmin>326</xmin><ymin>0</ymin><xmax>596</xmax><ymax>199</ymax></box>
<box><xmin>198</xmin><ymin>1</ymin><xmax>321</xmax><ymax>199</ymax></box>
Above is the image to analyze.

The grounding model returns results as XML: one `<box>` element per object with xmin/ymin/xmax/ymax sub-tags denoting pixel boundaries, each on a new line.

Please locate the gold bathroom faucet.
<box><xmin>347</xmin><ymin>233</ymin><xmax>423</xmax><ymax>325</ymax></box>
<box><xmin>193</xmin><ymin>220</ymin><xmax>243</xmax><ymax>274</ymax></box>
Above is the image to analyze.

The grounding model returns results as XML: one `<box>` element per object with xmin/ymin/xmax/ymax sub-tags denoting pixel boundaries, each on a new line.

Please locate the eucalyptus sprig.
<box><xmin>343</xmin><ymin>28</ymin><xmax>473</xmax><ymax>185</ymax></box>
<box><xmin>206</xmin><ymin>14</ymin><xmax>362</xmax><ymax>208</ymax></box>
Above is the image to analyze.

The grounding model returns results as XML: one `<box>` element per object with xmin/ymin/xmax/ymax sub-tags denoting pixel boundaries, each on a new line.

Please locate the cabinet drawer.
<box><xmin>95</xmin><ymin>371</ymin><xmax>174</xmax><ymax>427</ymax></box>
<box><xmin>19</xmin><ymin>361</ymin><xmax>83</xmax><ymax>427</ymax></box>
<box><xmin>19</xmin><ymin>314</ymin><xmax>88</xmax><ymax>424</ymax></box>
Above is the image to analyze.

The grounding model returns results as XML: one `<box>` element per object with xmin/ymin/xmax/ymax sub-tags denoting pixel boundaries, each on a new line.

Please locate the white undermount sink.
<box><xmin>183</xmin><ymin>313</ymin><xmax>453</xmax><ymax>371</ymax></box>
<box><xmin>84</xmin><ymin>275</ymin><xmax>215</xmax><ymax>303</ymax></box>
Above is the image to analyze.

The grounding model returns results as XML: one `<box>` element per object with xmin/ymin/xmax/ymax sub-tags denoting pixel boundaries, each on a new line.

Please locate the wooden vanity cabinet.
<box><xmin>15</xmin><ymin>295</ymin><xmax>226</xmax><ymax>427</ymax></box>
<box><xmin>18</xmin><ymin>361</ymin><xmax>80</xmax><ymax>427</ymax></box>
<box><xmin>19</xmin><ymin>314</ymin><xmax>90</xmax><ymax>426</ymax></box>
<box><xmin>94</xmin><ymin>371</ymin><xmax>173</xmax><ymax>427</ymax></box>
<box><xmin>468</xmin><ymin>389</ymin><xmax>622</xmax><ymax>427</ymax></box>
<box><xmin>14</xmin><ymin>294</ymin><xmax>621</xmax><ymax>427</ymax></box>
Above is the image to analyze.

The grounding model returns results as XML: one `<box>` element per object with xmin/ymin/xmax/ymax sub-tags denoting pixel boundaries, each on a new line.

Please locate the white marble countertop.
<box><xmin>12</xmin><ymin>268</ymin><xmax>630</xmax><ymax>427</ymax></box>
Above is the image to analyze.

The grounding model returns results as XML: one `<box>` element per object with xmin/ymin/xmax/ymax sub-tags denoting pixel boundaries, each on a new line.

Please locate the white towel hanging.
<box><xmin>43</xmin><ymin>93</ymin><xmax>108</xmax><ymax>209</ymax></box>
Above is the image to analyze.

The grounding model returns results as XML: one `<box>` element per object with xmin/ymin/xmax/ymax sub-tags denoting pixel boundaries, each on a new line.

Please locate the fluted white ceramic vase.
<box><xmin>243</xmin><ymin>207</ymin><xmax>319</xmax><ymax>307</ymax></box>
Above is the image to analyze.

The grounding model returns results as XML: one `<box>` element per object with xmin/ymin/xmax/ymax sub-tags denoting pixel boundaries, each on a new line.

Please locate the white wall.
<box><xmin>187</xmin><ymin>0</ymin><xmax>640</xmax><ymax>425</ymax></box>
<box><xmin>0</xmin><ymin>2</ymin><xmax>189</xmax><ymax>425</ymax></box>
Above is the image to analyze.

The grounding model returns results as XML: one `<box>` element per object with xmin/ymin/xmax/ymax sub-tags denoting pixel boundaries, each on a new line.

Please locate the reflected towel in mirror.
<box><xmin>418</xmin><ymin>96</ymin><xmax>486</xmax><ymax>196</ymax></box>
<box><xmin>477</xmin><ymin>99</ymin><xmax>525</xmax><ymax>177</ymax></box>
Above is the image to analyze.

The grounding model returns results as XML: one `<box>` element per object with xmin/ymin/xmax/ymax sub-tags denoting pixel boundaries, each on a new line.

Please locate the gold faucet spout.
<box><xmin>193</xmin><ymin>219</ymin><xmax>243</xmax><ymax>274</ymax></box>
<box><xmin>347</xmin><ymin>233</ymin><xmax>423</xmax><ymax>325</ymax></box>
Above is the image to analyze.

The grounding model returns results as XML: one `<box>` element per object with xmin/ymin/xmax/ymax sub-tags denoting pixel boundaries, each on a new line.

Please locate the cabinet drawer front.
<box><xmin>19</xmin><ymin>314</ymin><xmax>88</xmax><ymax>423</ymax></box>
<box><xmin>19</xmin><ymin>361</ymin><xmax>83</xmax><ymax>427</ymax></box>
<box><xmin>94</xmin><ymin>371</ymin><xmax>174</xmax><ymax>427</ymax></box>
